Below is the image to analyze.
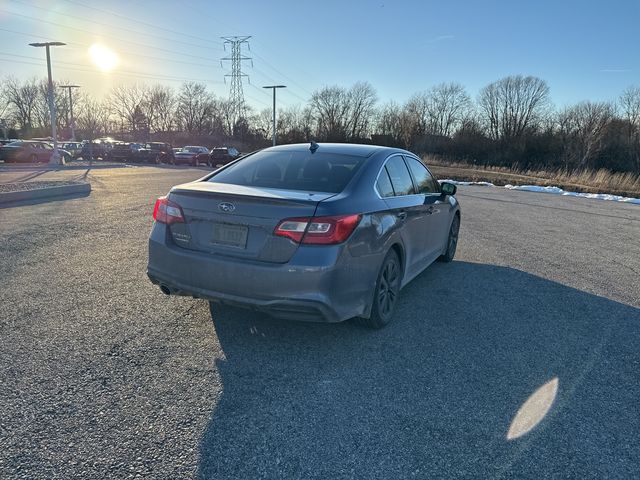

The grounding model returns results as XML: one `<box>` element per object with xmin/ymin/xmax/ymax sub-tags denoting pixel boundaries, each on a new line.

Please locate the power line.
<box><xmin>0</xmin><ymin>10</ymin><xmax>220</xmax><ymax>63</ymax></box>
<box><xmin>2</xmin><ymin>8</ymin><xmax>313</xmax><ymax>106</ymax></box>
<box><xmin>0</xmin><ymin>26</ymin><xmax>221</xmax><ymax>69</ymax></box>
<box><xmin>0</xmin><ymin>54</ymin><xmax>224</xmax><ymax>85</ymax></box>
<box><xmin>11</xmin><ymin>0</ymin><xmax>217</xmax><ymax>52</ymax></box>
<box><xmin>250</xmin><ymin>45</ymin><xmax>314</xmax><ymax>97</ymax></box>
<box><xmin>57</xmin><ymin>0</ymin><xmax>225</xmax><ymax>47</ymax></box>
<box><xmin>0</xmin><ymin>26</ymin><xmax>83</xmax><ymax>45</ymax></box>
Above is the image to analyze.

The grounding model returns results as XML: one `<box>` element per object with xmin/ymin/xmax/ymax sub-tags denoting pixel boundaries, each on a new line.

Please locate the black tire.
<box><xmin>438</xmin><ymin>214</ymin><xmax>460</xmax><ymax>263</ymax></box>
<box><xmin>63</xmin><ymin>153</ymin><xmax>71</xmax><ymax>163</ymax></box>
<box><xmin>359</xmin><ymin>249</ymin><xmax>401</xmax><ymax>329</ymax></box>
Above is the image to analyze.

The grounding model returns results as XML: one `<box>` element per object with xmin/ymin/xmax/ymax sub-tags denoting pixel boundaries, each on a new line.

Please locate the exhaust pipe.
<box><xmin>159</xmin><ymin>285</ymin><xmax>171</xmax><ymax>295</ymax></box>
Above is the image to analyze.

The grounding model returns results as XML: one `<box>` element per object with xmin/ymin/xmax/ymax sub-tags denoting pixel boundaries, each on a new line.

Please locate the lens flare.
<box><xmin>507</xmin><ymin>377</ymin><xmax>559</xmax><ymax>440</ymax></box>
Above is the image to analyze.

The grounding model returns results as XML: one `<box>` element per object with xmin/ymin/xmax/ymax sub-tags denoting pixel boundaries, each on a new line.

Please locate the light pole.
<box><xmin>262</xmin><ymin>85</ymin><xmax>286</xmax><ymax>146</ymax></box>
<box><xmin>29</xmin><ymin>41</ymin><xmax>66</xmax><ymax>164</ymax></box>
<box><xmin>60</xmin><ymin>85</ymin><xmax>80</xmax><ymax>141</ymax></box>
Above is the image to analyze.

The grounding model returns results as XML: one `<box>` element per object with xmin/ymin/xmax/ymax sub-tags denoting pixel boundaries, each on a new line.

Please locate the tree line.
<box><xmin>1</xmin><ymin>75</ymin><xmax>639</xmax><ymax>173</ymax></box>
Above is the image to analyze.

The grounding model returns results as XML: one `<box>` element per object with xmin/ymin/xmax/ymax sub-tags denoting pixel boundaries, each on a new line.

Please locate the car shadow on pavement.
<box><xmin>198</xmin><ymin>261</ymin><xmax>640</xmax><ymax>479</ymax></box>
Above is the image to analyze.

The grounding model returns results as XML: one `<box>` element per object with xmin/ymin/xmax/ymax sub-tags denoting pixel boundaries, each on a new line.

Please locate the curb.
<box><xmin>0</xmin><ymin>163</ymin><xmax>131</xmax><ymax>172</ymax></box>
<box><xmin>0</xmin><ymin>182</ymin><xmax>91</xmax><ymax>204</ymax></box>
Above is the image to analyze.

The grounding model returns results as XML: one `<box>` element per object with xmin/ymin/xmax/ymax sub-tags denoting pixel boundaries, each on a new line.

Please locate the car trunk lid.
<box><xmin>167</xmin><ymin>181</ymin><xmax>333</xmax><ymax>263</ymax></box>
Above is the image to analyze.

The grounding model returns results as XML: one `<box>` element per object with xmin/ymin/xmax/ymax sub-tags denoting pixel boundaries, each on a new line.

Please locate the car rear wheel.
<box><xmin>359</xmin><ymin>249</ymin><xmax>401</xmax><ymax>329</ymax></box>
<box><xmin>438</xmin><ymin>214</ymin><xmax>460</xmax><ymax>263</ymax></box>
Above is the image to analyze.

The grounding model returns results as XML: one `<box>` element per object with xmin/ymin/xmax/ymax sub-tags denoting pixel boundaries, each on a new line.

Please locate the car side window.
<box><xmin>405</xmin><ymin>157</ymin><xmax>439</xmax><ymax>194</ymax></box>
<box><xmin>376</xmin><ymin>167</ymin><xmax>395</xmax><ymax>197</ymax></box>
<box><xmin>384</xmin><ymin>156</ymin><xmax>415</xmax><ymax>196</ymax></box>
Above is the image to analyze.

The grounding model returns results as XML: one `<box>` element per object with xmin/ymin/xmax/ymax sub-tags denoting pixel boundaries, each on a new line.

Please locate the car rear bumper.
<box><xmin>173</xmin><ymin>156</ymin><xmax>196</xmax><ymax>164</ymax></box>
<box><xmin>147</xmin><ymin>225</ymin><xmax>379</xmax><ymax>322</ymax></box>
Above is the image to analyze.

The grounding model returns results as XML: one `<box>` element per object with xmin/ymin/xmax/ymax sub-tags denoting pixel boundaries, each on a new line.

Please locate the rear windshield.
<box><xmin>207</xmin><ymin>150</ymin><xmax>365</xmax><ymax>193</ymax></box>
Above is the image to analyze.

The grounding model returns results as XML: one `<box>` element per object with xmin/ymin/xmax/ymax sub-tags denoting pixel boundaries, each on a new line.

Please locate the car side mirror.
<box><xmin>440</xmin><ymin>182</ymin><xmax>457</xmax><ymax>196</ymax></box>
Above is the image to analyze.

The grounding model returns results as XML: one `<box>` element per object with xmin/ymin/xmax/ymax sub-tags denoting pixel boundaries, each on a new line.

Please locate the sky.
<box><xmin>0</xmin><ymin>0</ymin><xmax>638</xmax><ymax>113</ymax></box>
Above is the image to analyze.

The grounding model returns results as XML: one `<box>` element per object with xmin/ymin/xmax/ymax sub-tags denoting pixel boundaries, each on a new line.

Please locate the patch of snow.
<box><xmin>438</xmin><ymin>179</ymin><xmax>496</xmax><ymax>187</ymax></box>
<box><xmin>437</xmin><ymin>179</ymin><xmax>639</xmax><ymax>205</ymax></box>
<box><xmin>504</xmin><ymin>184</ymin><xmax>640</xmax><ymax>205</ymax></box>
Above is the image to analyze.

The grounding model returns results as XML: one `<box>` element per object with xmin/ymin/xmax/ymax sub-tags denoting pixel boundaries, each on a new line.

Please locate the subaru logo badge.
<box><xmin>218</xmin><ymin>202</ymin><xmax>235</xmax><ymax>213</ymax></box>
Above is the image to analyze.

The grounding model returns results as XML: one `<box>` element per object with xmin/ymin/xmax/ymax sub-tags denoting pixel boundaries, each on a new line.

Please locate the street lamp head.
<box><xmin>263</xmin><ymin>85</ymin><xmax>287</xmax><ymax>89</ymax></box>
<box><xmin>29</xmin><ymin>42</ymin><xmax>66</xmax><ymax>47</ymax></box>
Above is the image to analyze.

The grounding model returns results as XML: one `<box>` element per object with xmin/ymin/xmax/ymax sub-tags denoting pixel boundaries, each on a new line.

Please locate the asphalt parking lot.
<box><xmin>1</xmin><ymin>166</ymin><xmax>639</xmax><ymax>479</ymax></box>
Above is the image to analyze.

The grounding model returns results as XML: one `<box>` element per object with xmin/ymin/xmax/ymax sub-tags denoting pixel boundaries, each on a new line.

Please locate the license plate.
<box><xmin>212</xmin><ymin>223</ymin><xmax>248</xmax><ymax>248</ymax></box>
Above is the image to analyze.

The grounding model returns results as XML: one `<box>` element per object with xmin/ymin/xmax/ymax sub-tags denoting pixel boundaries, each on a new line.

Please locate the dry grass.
<box><xmin>425</xmin><ymin>156</ymin><xmax>640</xmax><ymax>198</ymax></box>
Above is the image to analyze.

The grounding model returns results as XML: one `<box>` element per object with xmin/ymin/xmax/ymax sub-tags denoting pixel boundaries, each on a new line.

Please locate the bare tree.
<box><xmin>478</xmin><ymin>75</ymin><xmax>551</xmax><ymax>141</ymax></box>
<box><xmin>426</xmin><ymin>83</ymin><xmax>471</xmax><ymax>137</ymax></box>
<box><xmin>252</xmin><ymin>108</ymin><xmax>273</xmax><ymax>142</ymax></box>
<box><xmin>558</xmin><ymin>101</ymin><xmax>615</xmax><ymax>169</ymax></box>
<box><xmin>278</xmin><ymin>105</ymin><xmax>314</xmax><ymax>143</ymax></box>
<box><xmin>108</xmin><ymin>83</ymin><xmax>149</xmax><ymax>136</ymax></box>
<box><xmin>175</xmin><ymin>82</ymin><xmax>216</xmax><ymax>135</ymax></box>
<box><xmin>618</xmin><ymin>86</ymin><xmax>640</xmax><ymax>172</ymax></box>
<box><xmin>374</xmin><ymin>101</ymin><xmax>414</xmax><ymax>148</ymax></box>
<box><xmin>404</xmin><ymin>92</ymin><xmax>429</xmax><ymax>140</ymax></box>
<box><xmin>346</xmin><ymin>81</ymin><xmax>377</xmax><ymax>140</ymax></box>
<box><xmin>145</xmin><ymin>84</ymin><xmax>176</xmax><ymax>133</ymax></box>
<box><xmin>2</xmin><ymin>76</ymin><xmax>40</xmax><ymax>131</ymax></box>
<box><xmin>76</xmin><ymin>96</ymin><xmax>111</xmax><ymax>140</ymax></box>
<box><xmin>310</xmin><ymin>83</ymin><xmax>377</xmax><ymax>141</ymax></box>
<box><xmin>310</xmin><ymin>85</ymin><xmax>350</xmax><ymax>141</ymax></box>
<box><xmin>619</xmin><ymin>86</ymin><xmax>640</xmax><ymax>130</ymax></box>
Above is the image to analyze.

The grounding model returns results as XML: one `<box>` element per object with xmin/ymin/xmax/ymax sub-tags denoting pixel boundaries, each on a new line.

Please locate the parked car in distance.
<box><xmin>61</xmin><ymin>142</ymin><xmax>83</xmax><ymax>159</ymax></box>
<box><xmin>173</xmin><ymin>146</ymin><xmax>210</xmax><ymax>166</ymax></box>
<box><xmin>80</xmin><ymin>140</ymin><xmax>114</xmax><ymax>160</ymax></box>
<box><xmin>209</xmin><ymin>146</ymin><xmax>241</xmax><ymax>166</ymax></box>
<box><xmin>0</xmin><ymin>140</ymin><xmax>72</xmax><ymax>163</ymax></box>
<box><xmin>148</xmin><ymin>142</ymin><xmax>461</xmax><ymax>328</ymax></box>
<box><xmin>134</xmin><ymin>142</ymin><xmax>175</xmax><ymax>164</ymax></box>
<box><xmin>107</xmin><ymin>142</ymin><xmax>144</xmax><ymax>162</ymax></box>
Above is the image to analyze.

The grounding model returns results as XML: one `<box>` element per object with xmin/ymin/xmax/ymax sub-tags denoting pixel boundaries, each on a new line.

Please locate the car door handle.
<box><xmin>397</xmin><ymin>211</ymin><xmax>407</xmax><ymax>220</ymax></box>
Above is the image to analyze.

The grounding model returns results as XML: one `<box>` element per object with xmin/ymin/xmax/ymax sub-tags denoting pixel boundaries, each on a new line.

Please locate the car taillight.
<box><xmin>274</xmin><ymin>214</ymin><xmax>362</xmax><ymax>245</ymax></box>
<box><xmin>152</xmin><ymin>196</ymin><xmax>185</xmax><ymax>225</ymax></box>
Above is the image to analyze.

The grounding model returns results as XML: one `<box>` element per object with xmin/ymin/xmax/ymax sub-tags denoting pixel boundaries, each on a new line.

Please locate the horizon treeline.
<box><xmin>1</xmin><ymin>75</ymin><xmax>639</xmax><ymax>173</ymax></box>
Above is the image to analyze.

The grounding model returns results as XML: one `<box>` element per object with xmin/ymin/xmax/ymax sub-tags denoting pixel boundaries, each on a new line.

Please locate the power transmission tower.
<box><xmin>221</xmin><ymin>36</ymin><xmax>252</xmax><ymax>130</ymax></box>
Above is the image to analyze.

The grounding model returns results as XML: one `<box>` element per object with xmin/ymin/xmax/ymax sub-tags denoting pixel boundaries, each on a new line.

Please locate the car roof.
<box><xmin>264</xmin><ymin>142</ymin><xmax>403</xmax><ymax>158</ymax></box>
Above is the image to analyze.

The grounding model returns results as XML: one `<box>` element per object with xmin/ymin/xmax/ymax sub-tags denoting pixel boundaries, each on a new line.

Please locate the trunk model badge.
<box><xmin>218</xmin><ymin>202</ymin><xmax>236</xmax><ymax>213</ymax></box>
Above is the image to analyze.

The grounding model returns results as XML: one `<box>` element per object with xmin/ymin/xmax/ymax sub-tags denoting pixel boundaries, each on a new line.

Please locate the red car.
<box><xmin>173</xmin><ymin>146</ymin><xmax>210</xmax><ymax>166</ymax></box>
<box><xmin>0</xmin><ymin>140</ymin><xmax>72</xmax><ymax>163</ymax></box>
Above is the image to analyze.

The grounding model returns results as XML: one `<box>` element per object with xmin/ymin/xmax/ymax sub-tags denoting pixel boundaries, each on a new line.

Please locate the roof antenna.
<box><xmin>309</xmin><ymin>141</ymin><xmax>319</xmax><ymax>153</ymax></box>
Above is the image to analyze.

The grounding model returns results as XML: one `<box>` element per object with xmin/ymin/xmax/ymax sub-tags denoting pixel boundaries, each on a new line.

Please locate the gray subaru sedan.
<box><xmin>147</xmin><ymin>143</ymin><xmax>460</xmax><ymax>328</ymax></box>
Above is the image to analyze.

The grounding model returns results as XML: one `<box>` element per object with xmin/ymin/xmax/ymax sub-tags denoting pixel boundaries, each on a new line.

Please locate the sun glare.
<box><xmin>89</xmin><ymin>44</ymin><xmax>119</xmax><ymax>72</ymax></box>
